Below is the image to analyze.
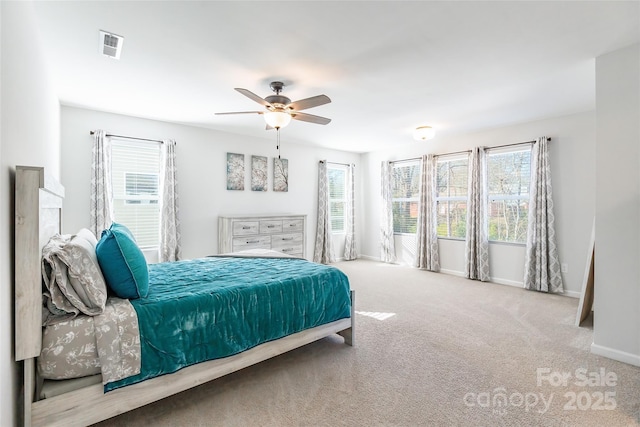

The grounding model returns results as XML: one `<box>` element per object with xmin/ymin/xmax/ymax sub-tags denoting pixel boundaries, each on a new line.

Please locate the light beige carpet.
<box><xmin>93</xmin><ymin>260</ymin><xmax>640</xmax><ymax>426</ymax></box>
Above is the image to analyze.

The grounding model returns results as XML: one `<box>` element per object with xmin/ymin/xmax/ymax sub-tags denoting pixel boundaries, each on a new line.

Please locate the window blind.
<box><xmin>392</xmin><ymin>161</ymin><xmax>420</xmax><ymax>234</ymax></box>
<box><xmin>111</xmin><ymin>138</ymin><xmax>161</xmax><ymax>249</ymax></box>
<box><xmin>436</xmin><ymin>155</ymin><xmax>469</xmax><ymax>238</ymax></box>
<box><xmin>486</xmin><ymin>147</ymin><xmax>531</xmax><ymax>243</ymax></box>
<box><xmin>328</xmin><ymin>166</ymin><xmax>346</xmax><ymax>232</ymax></box>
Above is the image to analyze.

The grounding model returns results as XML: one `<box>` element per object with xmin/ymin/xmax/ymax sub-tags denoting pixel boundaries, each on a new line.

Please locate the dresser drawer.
<box><xmin>271</xmin><ymin>233</ymin><xmax>303</xmax><ymax>255</ymax></box>
<box><xmin>232</xmin><ymin>235</ymin><xmax>271</xmax><ymax>251</ymax></box>
<box><xmin>282</xmin><ymin>219</ymin><xmax>304</xmax><ymax>232</ymax></box>
<box><xmin>219</xmin><ymin>215</ymin><xmax>306</xmax><ymax>257</ymax></box>
<box><xmin>259</xmin><ymin>220</ymin><xmax>282</xmax><ymax>234</ymax></box>
<box><xmin>233</xmin><ymin>221</ymin><xmax>259</xmax><ymax>236</ymax></box>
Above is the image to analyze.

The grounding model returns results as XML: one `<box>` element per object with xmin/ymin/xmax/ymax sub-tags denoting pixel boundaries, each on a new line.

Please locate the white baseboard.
<box><xmin>358</xmin><ymin>254</ymin><xmax>380</xmax><ymax>262</ymax></box>
<box><xmin>348</xmin><ymin>260</ymin><xmax>579</xmax><ymax>298</ymax></box>
<box><xmin>440</xmin><ymin>269</ymin><xmax>523</xmax><ymax>288</ymax></box>
<box><xmin>439</xmin><ymin>268</ymin><xmax>465</xmax><ymax>277</ymax></box>
<box><xmin>591</xmin><ymin>342</ymin><xmax>640</xmax><ymax>367</ymax></box>
<box><xmin>439</xmin><ymin>269</ymin><xmax>579</xmax><ymax>298</ymax></box>
<box><xmin>491</xmin><ymin>277</ymin><xmax>524</xmax><ymax>288</ymax></box>
<box><xmin>561</xmin><ymin>290</ymin><xmax>580</xmax><ymax>299</ymax></box>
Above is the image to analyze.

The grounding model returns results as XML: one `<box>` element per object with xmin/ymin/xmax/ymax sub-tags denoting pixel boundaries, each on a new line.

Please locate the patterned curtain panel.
<box><xmin>90</xmin><ymin>130</ymin><xmax>114</xmax><ymax>239</ymax></box>
<box><xmin>343</xmin><ymin>164</ymin><xmax>358</xmax><ymax>261</ymax></box>
<box><xmin>524</xmin><ymin>137</ymin><xmax>563</xmax><ymax>293</ymax></box>
<box><xmin>380</xmin><ymin>161</ymin><xmax>396</xmax><ymax>263</ymax></box>
<box><xmin>160</xmin><ymin>139</ymin><xmax>182</xmax><ymax>262</ymax></box>
<box><xmin>416</xmin><ymin>154</ymin><xmax>440</xmax><ymax>271</ymax></box>
<box><xmin>465</xmin><ymin>147</ymin><xmax>490</xmax><ymax>281</ymax></box>
<box><xmin>313</xmin><ymin>161</ymin><xmax>335</xmax><ymax>264</ymax></box>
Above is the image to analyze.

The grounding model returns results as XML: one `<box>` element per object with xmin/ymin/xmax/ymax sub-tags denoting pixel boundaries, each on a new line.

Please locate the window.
<box><xmin>392</xmin><ymin>161</ymin><xmax>420</xmax><ymax>234</ymax></box>
<box><xmin>487</xmin><ymin>147</ymin><xmax>531</xmax><ymax>243</ymax></box>
<box><xmin>436</xmin><ymin>155</ymin><xmax>468</xmax><ymax>239</ymax></box>
<box><xmin>328</xmin><ymin>166</ymin><xmax>346</xmax><ymax>233</ymax></box>
<box><xmin>111</xmin><ymin>139</ymin><xmax>161</xmax><ymax>249</ymax></box>
<box><xmin>124</xmin><ymin>173</ymin><xmax>159</xmax><ymax>204</ymax></box>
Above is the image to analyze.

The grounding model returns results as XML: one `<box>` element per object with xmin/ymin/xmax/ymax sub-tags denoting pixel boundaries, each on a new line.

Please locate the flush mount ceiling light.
<box><xmin>413</xmin><ymin>125</ymin><xmax>435</xmax><ymax>141</ymax></box>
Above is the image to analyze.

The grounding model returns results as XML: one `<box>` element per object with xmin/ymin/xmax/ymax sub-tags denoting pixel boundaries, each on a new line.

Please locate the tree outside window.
<box><xmin>436</xmin><ymin>156</ymin><xmax>468</xmax><ymax>239</ymax></box>
<box><xmin>392</xmin><ymin>161</ymin><xmax>420</xmax><ymax>234</ymax></box>
<box><xmin>487</xmin><ymin>148</ymin><xmax>531</xmax><ymax>243</ymax></box>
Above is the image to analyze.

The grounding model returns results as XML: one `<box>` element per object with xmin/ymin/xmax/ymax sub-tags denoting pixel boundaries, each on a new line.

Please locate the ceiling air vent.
<box><xmin>99</xmin><ymin>30</ymin><xmax>124</xmax><ymax>59</ymax></box>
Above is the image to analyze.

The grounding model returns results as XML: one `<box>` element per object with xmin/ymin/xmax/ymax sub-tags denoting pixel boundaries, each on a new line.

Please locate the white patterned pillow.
<box><xmin>55</xmin><ymin>228</ymin><xmax>108</xmax><ymax>315</ymax></box>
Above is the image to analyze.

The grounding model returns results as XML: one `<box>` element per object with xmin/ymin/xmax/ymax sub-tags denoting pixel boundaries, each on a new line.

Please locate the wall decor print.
<box><xmin>251</xmin><ymin>155</ymin><xmax>268</xmax><ymax>191</ymax></box>
<box><xmin>226</xmin><ymin>153</ymin><xmax>245</xmax><ymax>190</ymax></box>
<box><xmin>273</xmin><ymin>158</ymin><xmax>289</xmax><ymax>192</ymax></box>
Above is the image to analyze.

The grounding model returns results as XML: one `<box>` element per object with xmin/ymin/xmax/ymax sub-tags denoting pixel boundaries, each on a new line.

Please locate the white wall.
<box><xmin>593</xmin><ymin>43</ymin><xmax>640</xmax><ymax>366</ymax></box>
<box><xmin>361</xmin><ymin>111</ymin><xmax>596</xmax><ymax>297</ymax></box>
<box><xmin>60</xmin><ymin>106</ymin><xmax>362</xmax><ymax>262</ymax></box>
<box><xmin>0</xmin><ymin>2</ymin><xmax>61</xmax><ymax>426</ymax></box>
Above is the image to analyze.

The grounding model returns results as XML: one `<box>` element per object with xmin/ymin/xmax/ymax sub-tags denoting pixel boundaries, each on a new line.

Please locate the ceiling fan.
<box><xmin>215</xmin><ymin>81</ymin><xmax>331</xmax><ymax>129</ymax></box>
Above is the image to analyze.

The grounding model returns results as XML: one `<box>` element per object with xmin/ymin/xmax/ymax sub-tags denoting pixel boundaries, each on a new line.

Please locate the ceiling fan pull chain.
<box><xmin>276</xmin><ymin>128</ymin><xmax>281</xmax><ymax>159</ymax></box>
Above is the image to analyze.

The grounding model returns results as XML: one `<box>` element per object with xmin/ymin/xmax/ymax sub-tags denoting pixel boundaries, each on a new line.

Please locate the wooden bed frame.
<box><xmin>15</xmin><ymin>166</ymin><xmax>355</xmax><ymax>427</ymax></box>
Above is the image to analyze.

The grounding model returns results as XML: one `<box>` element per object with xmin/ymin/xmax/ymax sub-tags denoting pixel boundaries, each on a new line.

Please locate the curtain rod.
<box><xmin>391</xmin><ymin>137</ymin><xmax>551</xmax><ymax>163</ymax></box>
<box><xmin>89</xmin><ymin>131</ymin><xmax>164</xmax><ymax>144</ymax></box>
<box><xmin>390</xmin><ymin>157</ymin><xmax>421</xmax><ymax>164</ymax></box>
<box><xmin>321</xmin><ymin>160</ymin><xmax>355</xmax><ymax>167</ymax></box>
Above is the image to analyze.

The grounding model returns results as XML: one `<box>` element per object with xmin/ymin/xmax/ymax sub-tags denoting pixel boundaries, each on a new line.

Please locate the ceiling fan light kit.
<box><xmin>216</xmin><ymin>81</ymin><xmax>332</xmax><ymax>157</ymax></box>
<box><xmin>414</xmin><ymin>125</ymin><xmax>435</xmax><ymax>141</ymax></box>
<box><xmin>264</xmin><ymin>110</ymin><xmax>292</xmax><ymax>129</ymax></box>
<box><xmin>216</xmin><ymin>81</ymin><xmax>332</xmax><ymax>130</ymax></box>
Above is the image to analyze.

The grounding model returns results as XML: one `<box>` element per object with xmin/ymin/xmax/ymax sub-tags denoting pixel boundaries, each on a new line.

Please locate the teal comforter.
<box><xmin>105</xmin><ymin>257</ymin><xmax>351</xmax><ymax>391</ymax></box>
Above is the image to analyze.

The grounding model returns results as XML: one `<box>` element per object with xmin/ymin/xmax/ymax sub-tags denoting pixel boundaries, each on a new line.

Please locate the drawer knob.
<box><xmin>267</xmin><ymin>225</ymin><xmax>275</xmax><ymax>228</ymax></box>
<box><xmin>242</xmin><ymin>226</ymin><xmax>250</xmax><ymax>229</ymax></box>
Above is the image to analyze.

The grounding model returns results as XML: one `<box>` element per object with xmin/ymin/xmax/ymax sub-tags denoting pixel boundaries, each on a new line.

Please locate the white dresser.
<box><xmin>218</xmin><ymin>214</ymin><xmax>307</xmax><ymax>258</ymax></box>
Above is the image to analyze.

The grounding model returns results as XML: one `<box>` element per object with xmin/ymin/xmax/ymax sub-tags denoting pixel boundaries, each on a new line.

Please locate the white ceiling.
<box><xmin>32</xmin><ymin>1</ymin><xmax>639</xmax><ymax>153</ymax></box>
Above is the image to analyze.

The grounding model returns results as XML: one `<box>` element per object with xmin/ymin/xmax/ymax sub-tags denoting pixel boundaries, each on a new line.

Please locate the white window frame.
<box><xmin>486</xmin><ymin>146</ymin><xmax>532</xmax><ymax>244</ymax></box>
<box><xmin>391</xmin><ymin>160</ymin><xmax>421</xmax><ymax>235</ymax></box>
<box><xmin>111</xmin><ymin>138</ymin><xmax>161</xmax><ymax>250</ymax></box>
<box><xmin>327</xmin><ymin>165</ymin><xmax>347</xmax><ymax>234</ymax></box>
<box><xmin>123</xmin><ymin>172</ymin><xmax>159</xmax><ymax>205</ymax></box>
<box><xmin>435</xmin><ymin>154</ymin><xmax>469</xmax><ymax>240</ymax></box>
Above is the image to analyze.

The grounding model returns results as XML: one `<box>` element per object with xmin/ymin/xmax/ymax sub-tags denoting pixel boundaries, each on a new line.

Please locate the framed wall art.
<box><xmin>226</xmin><ymin>153</ymin><xmax>245</xmax><ymax>190</ymax></box>
<box><xmin>273</xmin><ymin>158</ymin><xmax>288</xmax><ymax>192</ymax></box>
<box><xmin>251</xmin><ymin>155</ymin><xmax>268</xmax><ymax>191</ymax></box>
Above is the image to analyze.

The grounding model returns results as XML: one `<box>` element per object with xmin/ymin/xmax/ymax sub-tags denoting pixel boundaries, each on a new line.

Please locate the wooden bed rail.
<box><xmin>30</xmin><ymin>315</ymin><xmax>354</xmax><ymax>426</ymax></box>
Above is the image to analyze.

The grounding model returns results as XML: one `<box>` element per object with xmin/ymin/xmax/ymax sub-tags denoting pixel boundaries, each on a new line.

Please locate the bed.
<box><xmin>15</xmin><ymin>165</ymin><xmax>355</xmax><ymax>427</ymax></box>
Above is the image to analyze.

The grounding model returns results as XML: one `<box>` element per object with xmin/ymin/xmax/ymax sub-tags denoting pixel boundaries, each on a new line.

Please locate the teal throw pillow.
<box><xmin>95</xmin><ymin>223</ymin><xmax>149</xmax><ymax>299</ymax></box>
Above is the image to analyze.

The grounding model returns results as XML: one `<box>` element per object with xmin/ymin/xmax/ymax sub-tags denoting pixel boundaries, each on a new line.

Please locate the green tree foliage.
<box><xmin>436</xmin><ymin>159</ymin><xmax>468</xmax><ymax>238</ymax></box>
<box><xmin>487</xmin><ymin>150</ymin><xmax>531</xmax><ymax>243</ymax></box>
<box><xmin>392</xmin><ymin>163</ymin><xmax>420</xmax><ymax>233</ymax></box>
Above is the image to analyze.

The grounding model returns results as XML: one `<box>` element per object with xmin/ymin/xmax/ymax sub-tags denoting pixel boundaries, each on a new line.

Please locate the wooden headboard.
<box><xmin>15</xmin><ymin>166</ymin><xmax>65</xmax><ymax>362</ymax></box>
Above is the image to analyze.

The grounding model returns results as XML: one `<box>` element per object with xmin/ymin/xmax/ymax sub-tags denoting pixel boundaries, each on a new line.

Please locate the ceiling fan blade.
<box><xmin>291</xmin><ymin>112</ymin><xmax>331</xmax><ymax>125</ymax></box>
<box><xmin>215</xmin><ymin>111</ymin><xmax>264</xmax><ymax>116</ymax></box>
<box><xmin>288</xmin><ymin>94</ymin><xmax>331</xmax><ymax>111</ymax></box>
<box><xmin>235</xmin><ymin>88</ymin><xmax>271</xmax><ymax>107</ymax></box>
